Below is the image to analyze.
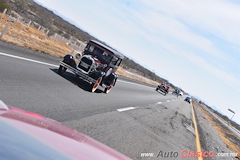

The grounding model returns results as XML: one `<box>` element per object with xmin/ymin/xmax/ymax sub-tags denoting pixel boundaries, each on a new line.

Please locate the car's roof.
<box><xmin>0</xmin><ymin>102</ymin><xmax>131</xmax><ymax>160</ymax></box>
<box><xmin>90</xmin><ymin>40</ymin><xmax>125</xmax><ymax>59</ymax></box>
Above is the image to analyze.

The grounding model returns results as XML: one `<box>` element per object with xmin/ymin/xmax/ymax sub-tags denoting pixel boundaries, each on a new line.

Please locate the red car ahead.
<box><xmin>156</xmin><ymin>83</ymin><xmax>169</xmax><ymax>96</ymax></box>
<box><xmin>0</xmin><ymin>100</ymin><xmax>131</xmax><ymax>160</ymax></box>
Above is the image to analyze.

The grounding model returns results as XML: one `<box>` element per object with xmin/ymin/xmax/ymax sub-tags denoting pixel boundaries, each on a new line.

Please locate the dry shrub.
<box><xmin>117</xmin><ymin>67</ymin><xmax>158</xmax><ymax>86</ymax></box>
<box><xmin>26</xmin><ymin>26</ymin><xmax>46</xmax><ymax>39</ymax></box>
<box><xmin>0</xmin><ymin>13</ymin><xmax>9</xmax><ymax>20</ymax></box>
<box><xmin>54</xmin><ymin>39</ymin><xmax>69</xmax><ymax>48</ymax></box>
<box><xmin>0</xmin><ymin>18</ymin><xmax>5</xmax><ymax>25</ymax></box>
<box><xmin>0</xmin><ymin>21</ymin><xmax>4</xmax><ymax>30</ymax></box>
<box><xmin>1</xmin><ymin>17</ymin><xmax>72</xmax><ymax>57</ymax></box>
<box><xmin>14</xmin><ymin>22</ymin><xmax>26</xmax><ymax>30</ymax></box>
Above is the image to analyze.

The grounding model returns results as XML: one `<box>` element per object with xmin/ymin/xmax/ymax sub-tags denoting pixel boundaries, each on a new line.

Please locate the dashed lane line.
<box><xmin>117</xmin><ymin>107</ymin><xmax>138</xmax><ymax>112</ymax></box>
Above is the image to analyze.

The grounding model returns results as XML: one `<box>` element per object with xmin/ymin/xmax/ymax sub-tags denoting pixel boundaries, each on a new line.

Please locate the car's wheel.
<box><xmin>156</xmin><ymin>88</ymin><xmax>158</xmax><ymax>91</ymax></box>
<box><xmin>58</xmin><ymin>65</ymin><xmax>66</xmax><ymax>75</ymax></box>
<box><xmin>104</xmin><ymin>81</ymin><xmax>115</xmax><ymax>94</ymax></box>
<box><xmin>113</xmin><ymin>78</ymin><xmax>117</xmax><ymax>86</ymax></box>
<box><xmin>91</xmin><ymin>77</ymin><xmax>102</xmax><ymax>93</ymax></box>
<box><xmin>104</xmin><ymin>83</ymin><xmax>114</xmax><ymax>94</ymax></box>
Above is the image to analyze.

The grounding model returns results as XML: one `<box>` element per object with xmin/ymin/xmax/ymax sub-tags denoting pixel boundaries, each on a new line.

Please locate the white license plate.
<box><xmin>80</xmin><ymin>61</ymin><xmax>90</xmax><ymax>69</ymax></box>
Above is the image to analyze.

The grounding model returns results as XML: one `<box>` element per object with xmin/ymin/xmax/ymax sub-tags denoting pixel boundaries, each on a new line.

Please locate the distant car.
<box><xmin>179</xmin><ymin>91</ymin><xmax>183</xmax><ymax>96</ymax></box>
<box><xmin>156</xmin><ymin>83</ymin><xmax>169</xmax><ymax>96</ymax></box>
<box><xmin>0</xmin><ymin>100</ymin><xmax>131</xmax><ymax>160</ymax></box>
<box><xmin>184</xmin><ymin>97</ymin><xmax>192</xmax><ymax>103</ymax></box>
<box><xmin>172</xmin><ymin>88</ymin><xmax>180</xmax><ymax>96</ymax></box>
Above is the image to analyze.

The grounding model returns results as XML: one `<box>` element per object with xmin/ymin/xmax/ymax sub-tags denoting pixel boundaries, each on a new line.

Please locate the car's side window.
<box><xmin>110</xmin><ymin>56</ymin><xmax>118</xmax><ymax>65</ymax></box>
<box><xmin>85</xmin><ymin>44</ymin><xmax>90</xmax><ymax>51</ymax></box>
<box><xmin>89</xmin><ymin>45</ymin><xmax>94</xmax><ymax>52</ymax></box>
<box><xmin>116</xmin><ymin>59</ymin><xmax>122</xmax><ymax>66</ymax></box>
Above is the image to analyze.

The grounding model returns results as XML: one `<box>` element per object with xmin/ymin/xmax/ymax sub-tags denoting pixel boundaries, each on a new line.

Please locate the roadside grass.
<box><xmin>0</xmin><ymin>16</ymin><xmax>159</xmax><ymax>86</ymax></box>
<box><xmin>0</xmin><ymin>20</ymin><xmax>72</xmax><ymax>57</ymax></box>
<box><xmin>116</xmin><ymin>67</ymin><xmax>159</xmax><ymax>86</ymax></box>
<box><xmin>193</xmin><ymin>101</ymin><xmax>240</xmax><ymax>159</ymax></box>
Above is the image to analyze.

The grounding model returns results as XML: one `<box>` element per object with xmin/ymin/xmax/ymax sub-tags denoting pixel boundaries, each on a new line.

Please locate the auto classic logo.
<box><xmin>140</xmin><ymin>150</ymin><xmax>238</xmax><ymax>158</ymax></box>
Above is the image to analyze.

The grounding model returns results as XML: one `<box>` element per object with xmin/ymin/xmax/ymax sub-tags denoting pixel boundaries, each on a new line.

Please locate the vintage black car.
<box><xmin>58</xmin><ymin>40</ymin><xmax>124</xmax><ymax>93</ymax></box>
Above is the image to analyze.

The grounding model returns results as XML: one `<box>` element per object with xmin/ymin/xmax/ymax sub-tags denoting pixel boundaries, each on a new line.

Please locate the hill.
<box><xmin>2</xmin><ymin>0</ymin><xmax>172</xmax><ymax>85</ymax></box>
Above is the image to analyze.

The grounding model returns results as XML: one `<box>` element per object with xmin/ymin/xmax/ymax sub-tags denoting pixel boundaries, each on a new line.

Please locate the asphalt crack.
<box><xmin>169</xmin><ymin>111</ymin><xmax>178</xmax><ymax>129</ymax></box>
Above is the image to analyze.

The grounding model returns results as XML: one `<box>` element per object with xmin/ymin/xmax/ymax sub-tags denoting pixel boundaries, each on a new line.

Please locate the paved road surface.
<box><xmin>1</xmin><ymin>41</ymin><xmax>237</xmax><ymax>159</ymax></box>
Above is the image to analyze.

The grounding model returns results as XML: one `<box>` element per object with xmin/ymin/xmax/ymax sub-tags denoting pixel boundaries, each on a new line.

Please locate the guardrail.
<box><xmin>203</xmin><ymin>105</ymin><xmax>240</xmax><ymax>137</ymax></box>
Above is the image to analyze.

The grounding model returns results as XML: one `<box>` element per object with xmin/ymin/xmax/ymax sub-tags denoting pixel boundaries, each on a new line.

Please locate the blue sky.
<box><xmin>35</xmin><ymin>0</ymin><xmax>240</xmax><ymax>124</ymax></box>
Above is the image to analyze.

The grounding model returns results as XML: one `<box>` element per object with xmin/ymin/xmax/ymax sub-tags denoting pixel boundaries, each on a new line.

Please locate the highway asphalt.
<box><xmin>0</xmin><ymin>41</ymin><xmax>237</xmax><ymax>159</ymax></box>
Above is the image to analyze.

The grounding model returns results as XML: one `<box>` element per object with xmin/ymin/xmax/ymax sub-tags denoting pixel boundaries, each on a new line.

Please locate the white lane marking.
<box><xmin>172</xmin><ymin>99</ymin><xmax>175</xmax><ymax>101</ymax></box>
<box><xmin>0</xmin><ymin>52</ymin><xmax>154</xmax><ymax>88</ymax></box>
<box><xmin>117</xmin><ymin>107</ymin><xmax>138</xmax><ymax>112</ymax></box>
<box><xmin>0</xmin><ymin>52</ymin><xmax>58</xmax><ymax>67</ymax></box>
<box><xmin>156</xmin><ymin>102</ymin><xmax>162</xmax><ymax>104</ymax></box>
<box><xmin>166</xmin><ymin>100</ymin><xmax>170</xmax><ymax>102</ymax></box>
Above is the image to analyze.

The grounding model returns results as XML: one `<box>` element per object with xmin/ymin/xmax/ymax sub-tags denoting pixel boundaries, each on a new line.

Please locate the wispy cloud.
<box><xmin>121</xmin><ymin>0</ymin><xmax>240</xmax><ymax>92</ymax></box>
<box><xmin>181</xmin><ymin>51</ymin><xmax>240</xmax><ymax>93</ymax></box>
<box><xmin>140</xmin><ymin>0</ymin><xmax>240</xmax><ymax>46</ymax></box>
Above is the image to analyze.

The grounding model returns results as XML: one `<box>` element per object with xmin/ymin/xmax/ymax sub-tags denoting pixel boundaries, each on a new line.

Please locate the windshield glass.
<box><xmin>86</xmin><ymin>45</ymin><xmax>112</xmax><ymax>63</ymax></box>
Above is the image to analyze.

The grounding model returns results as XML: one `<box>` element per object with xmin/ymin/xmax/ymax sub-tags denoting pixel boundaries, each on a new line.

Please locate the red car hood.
<box><xmin>0</xmin><ymin>102</ymin><xmax>131</xmax><ymax>160</ymax></box>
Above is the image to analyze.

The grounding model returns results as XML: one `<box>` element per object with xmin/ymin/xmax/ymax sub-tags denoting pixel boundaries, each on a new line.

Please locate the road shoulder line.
<box><xmin>191</xmin><ymin>103</ymin><xmax>203</xmax><ymax>160</ymax></box>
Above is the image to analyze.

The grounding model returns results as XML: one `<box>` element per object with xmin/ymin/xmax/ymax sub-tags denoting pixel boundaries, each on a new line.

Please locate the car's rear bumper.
<box><xmin>158</xmin><ymin>88</ymin><xmax>168</xmax><ymax>93</ymax></box>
